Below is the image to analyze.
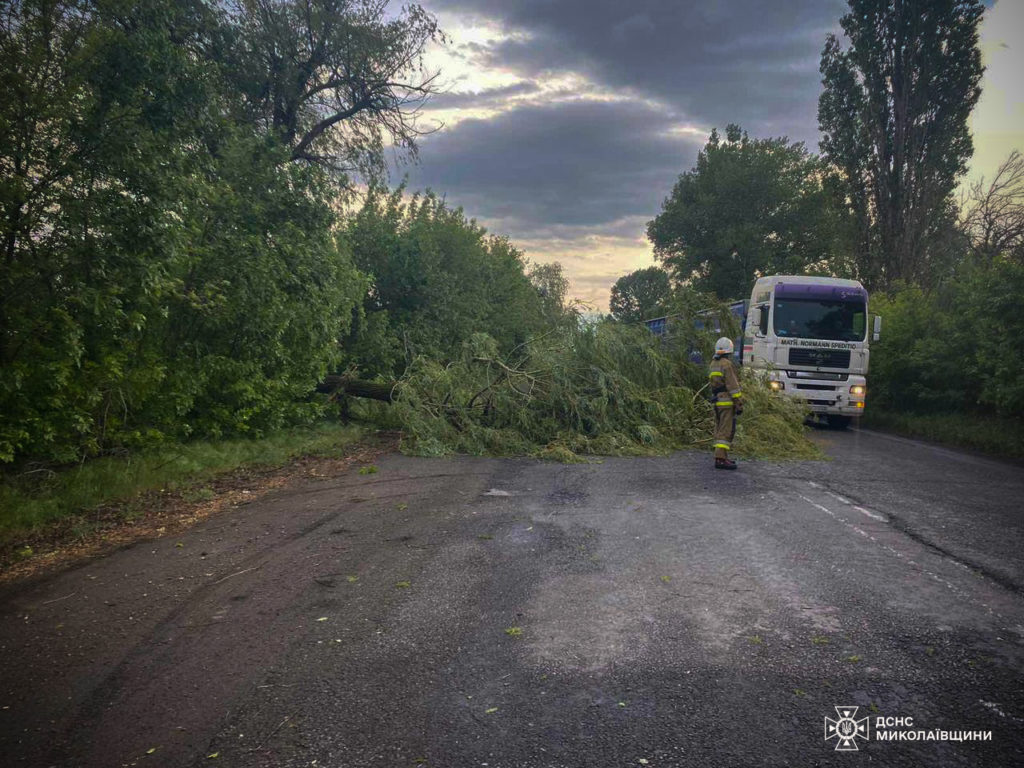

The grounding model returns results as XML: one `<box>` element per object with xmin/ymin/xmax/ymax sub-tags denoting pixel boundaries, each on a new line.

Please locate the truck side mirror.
<box><xmin>757</xmin><ymin>305</ymin><xmax>769</xmax><ymax>336</ymax></box>
<box><xmin>873</xmin><ymin>315</ymin><xmax>882</xmax><ymax>342</ymax></box>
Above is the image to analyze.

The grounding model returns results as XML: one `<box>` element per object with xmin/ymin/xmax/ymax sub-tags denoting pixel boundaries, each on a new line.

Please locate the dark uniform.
<box><xmin>709</xmin><ymin>354</ymin><xmax>742</xmax><ymax>465</ymax></box>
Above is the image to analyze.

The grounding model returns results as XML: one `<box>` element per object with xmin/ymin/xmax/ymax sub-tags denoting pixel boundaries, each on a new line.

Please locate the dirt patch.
<box><xmin>0</xmin><ymin>432</ymin><xmax>400</xmax><ymax>585</ymax></box>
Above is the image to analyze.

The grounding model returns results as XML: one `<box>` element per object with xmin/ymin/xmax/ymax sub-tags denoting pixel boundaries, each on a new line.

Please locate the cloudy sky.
<box><xmin>400</xmin><ymin>0</ymin><xmax>1024</xmax><ymax>309</ymax></box>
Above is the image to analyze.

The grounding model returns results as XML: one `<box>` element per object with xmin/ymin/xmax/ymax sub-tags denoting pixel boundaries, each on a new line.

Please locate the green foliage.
<box><xmin>371</xmin><ymin>324</ymin><xmax>818</xmax><ymax>461</ymax></box>
<box><xmin>868</xmin><ymin>286</ymin><xmax>969</xmax><ymax>413</ymax></box>
<box><xmin>819</xmin><ymin>0</ymin><xmax>985</xmax><ymax>290</ymax></box>
<box><xmin>735</xmin><ymin>379</ymin><xmax>821</xmax><ymax>460</ymax></box>
<box><xmin>869</xmin><ymin>257</ymin><xmax>1024</xmax><ymax>419</ymax></box>
<box><xmin>528</xmin><ymin>261</ymin><xmax>577</xmax><ymax>329</ymax></box>
<box><xmin>609</xmin><ymin>267</ymin><xmax>672</xmax><ymax>322</ymax></box>
<box><xmin>341</xmin><ymin>186</ymin><xmax>555</xmax><ymax>376</ymax></box>
<box><xmin>647</xmin><ymin>124</ymin><xmax>849</xmax><ymax>300</ymax></box>
<box><xmin>0</xmin><ymin>0</ymin><xmax>397</xmax><ymax>464</ymax></box>
<box><xmin>153</xmin><ymin>140</ymin><xmax>365</xmax><ymax>440</ymax></box>
<box><xmin>964</xmin><ymin>260</ymin><xmax>1024</xmax><ymax>414</ymax></box>
<box><xmin>2</xmin><ymin>0</ymin><xmax>210</xmax><ymax>461</ymax></box>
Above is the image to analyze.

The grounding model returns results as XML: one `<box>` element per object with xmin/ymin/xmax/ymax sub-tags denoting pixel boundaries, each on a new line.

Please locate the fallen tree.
<box><xmin>317</xmin><ymin>376</ymin><xmax>400</xmax><ymax>403</ymax></box>
<box><xmin>330</xmin><ymin>324</ymin><xmax>819</xmax><ymax>461</ymax></box>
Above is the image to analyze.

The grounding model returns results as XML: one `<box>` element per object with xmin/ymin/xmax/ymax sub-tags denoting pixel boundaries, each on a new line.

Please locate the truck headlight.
<box><xmin>850</xmin><ymin>385</ymin><xmax>865</xmax><ymax>396</ymax></box>
<box><xmin>769</xmin><ymin>380</ymin><xmax>784</xmax><ymax>391</ymax></box>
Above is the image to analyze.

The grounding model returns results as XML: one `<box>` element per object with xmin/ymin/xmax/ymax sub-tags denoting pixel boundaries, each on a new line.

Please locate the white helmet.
<box><xmin>715</xmin><ymin>337</ymin><xmax>734</xmax><ymax>355</ymax></box>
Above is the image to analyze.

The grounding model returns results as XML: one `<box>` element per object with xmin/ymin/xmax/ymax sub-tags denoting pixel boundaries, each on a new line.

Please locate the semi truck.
<box><xmin>644</xmin><ymin>275</ymin><xmax>880</xmax><ymax>428</ymax></box>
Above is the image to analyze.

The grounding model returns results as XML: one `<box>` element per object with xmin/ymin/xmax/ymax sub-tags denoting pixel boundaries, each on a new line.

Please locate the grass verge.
<box><xmin>1</xmin><ymin>422</ymin><xmax>365</xmax><ymax>560</ymax></box>
<box><xmin>863</xmin><ymin>409</ymin><xmax>1024</xmax><ymax>461</ymax></box>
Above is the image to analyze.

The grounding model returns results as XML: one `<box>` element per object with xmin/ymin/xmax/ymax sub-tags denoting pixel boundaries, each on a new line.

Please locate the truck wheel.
<box><xmin>828</xmin><ymin>415</ymin><xmax>852</xmax><ymax>430</ymax></box>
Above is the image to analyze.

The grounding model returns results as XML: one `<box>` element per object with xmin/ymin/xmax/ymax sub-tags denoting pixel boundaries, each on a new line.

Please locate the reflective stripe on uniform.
<box><xmin>715</xmin><ymin>401</ymin><xmax>734</xmax><ymax>407</ymax></box>
<box><xmin>714</xmin><ymin>442</ymin><xmax>731</xmax><ymax>450</ymax></box>
<box><xmin>731</xmin><ymin>391</ymin><xmax>742</xmax><ymax>398</ymax></box>
<box><xmin>709</xmin><ymin>371</ymin><xmax>724</xmax><ymax>377</ymax></box>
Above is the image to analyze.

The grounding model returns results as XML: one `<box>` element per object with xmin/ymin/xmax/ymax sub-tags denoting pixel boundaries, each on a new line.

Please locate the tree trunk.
<box><xmin>317</xmin><ymin>375</ymin><xmax>399</xmax><ymax>402</ymax></box>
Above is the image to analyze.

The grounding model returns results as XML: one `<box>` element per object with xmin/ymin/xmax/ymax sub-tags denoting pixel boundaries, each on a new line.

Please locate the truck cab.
<box><xmin>744</xmin><ymin>275</ymin><xmax>877</xmax><ymax>428</ymax></box>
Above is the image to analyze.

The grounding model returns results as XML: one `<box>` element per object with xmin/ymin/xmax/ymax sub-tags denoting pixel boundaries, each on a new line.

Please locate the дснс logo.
<box><xmin>825</xmin><ymin>706</ymin><xmax>870</xmax><ymax>751</ymax></box>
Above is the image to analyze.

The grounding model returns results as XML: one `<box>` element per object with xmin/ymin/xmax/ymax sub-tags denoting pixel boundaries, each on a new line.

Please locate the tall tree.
<box><xmin>818</xmin><ymin>0</ymin><xmax>985</xmax><ymax>289</ymax></box>
<box><xmin>647</xmin><ymin>125</ymin><xmax>846</xmax><ymax>300</ymax></box>
<box><xmin>224</xmin><ymin>0</ymin><xmax>442</xmax><ymax>178</ymax></box>
<box><xmin>528</xmin><ymin>262</ymin><xmax>573</xmax><ymax>327</ymax></box>
<box><xmin>609</xmin><ymin>267</ymin><xmax>671</xmax><ymax>322</ymax></box>
<box><xmin>342</xmin><ymin>186</ymin><xmax>554</xmax><ymax>375</ymax></box>
<box><xmin>0</xmin><ymin>0</ymin><xmax>224</xmax><ymax>460</ymax></box>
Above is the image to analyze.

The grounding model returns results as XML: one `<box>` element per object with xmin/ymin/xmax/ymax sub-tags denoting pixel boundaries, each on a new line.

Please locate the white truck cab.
<box><xmin>744</xmin><ymin>275</ymin><xmax>879</xmax><ymax>428</ymax></box>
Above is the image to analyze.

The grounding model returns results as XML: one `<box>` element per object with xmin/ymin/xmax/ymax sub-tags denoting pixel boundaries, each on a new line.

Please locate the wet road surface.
<box><xmin>1</xmin><ymin>428</ymin><xmax>1022</xmax><ymax>766</ymax></box>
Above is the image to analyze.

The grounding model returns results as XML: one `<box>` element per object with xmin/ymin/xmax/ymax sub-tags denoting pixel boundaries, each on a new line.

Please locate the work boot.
<box><xmin>715</xmin><ymin>457</ymin><xmax>738</xmax><ymax>470</ymax></box>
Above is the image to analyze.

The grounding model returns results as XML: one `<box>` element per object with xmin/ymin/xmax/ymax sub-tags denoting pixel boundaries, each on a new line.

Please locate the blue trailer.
<box><xmin>644</xmin><ymin>300</ymin><xmax>749</xmax><ymax>365</ymax></box>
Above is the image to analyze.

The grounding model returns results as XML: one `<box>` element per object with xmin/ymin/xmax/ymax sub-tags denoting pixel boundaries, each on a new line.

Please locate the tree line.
<box><xmin>613</xmin><ymin>0</ymin><xmax>1022</xmax><ymax>425</ymax></box>
<box><xmin>0</xmin><ymin>0</ymin><xmax>567</xmax><ymax>464</ymax></box>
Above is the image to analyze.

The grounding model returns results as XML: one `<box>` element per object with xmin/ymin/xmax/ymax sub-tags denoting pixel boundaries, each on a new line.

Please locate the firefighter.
<box><xmin>709</xmin><ymin>336</ymin><xmax>742</xmax><ymax>469</ymax></box>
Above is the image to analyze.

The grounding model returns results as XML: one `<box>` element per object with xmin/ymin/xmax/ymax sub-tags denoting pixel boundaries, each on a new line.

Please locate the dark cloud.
<box><xmin>428</xmin><ymin>0</ymin><xmax>846</xmax><ymax>142</ymax></box>
<box><xmin>405</xmin><ymin>99</ymin><xmax>705</xmax><ymax>237</ymax></box>
<box><xmin>430</xmin><ymin>81</ymin><xmax>541</xmax><ymax>109</ymax></box>
<box><xmin>398</xmin><ymin>1</ymin><xmax>851</xmax><ymax>302</ymax></box>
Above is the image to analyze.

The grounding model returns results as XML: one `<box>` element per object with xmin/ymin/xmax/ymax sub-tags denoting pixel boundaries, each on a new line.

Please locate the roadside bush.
<box><xmin>869</xmin><ymin>258</ymin><xmax>1024</xmax><ymax>419</ymax></box>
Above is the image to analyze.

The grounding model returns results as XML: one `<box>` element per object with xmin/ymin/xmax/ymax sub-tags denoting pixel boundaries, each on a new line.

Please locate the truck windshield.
<box><xmin>773</xmin><ymin>298</ymin><xmax>866</xmax><ymax>341</ymax></box>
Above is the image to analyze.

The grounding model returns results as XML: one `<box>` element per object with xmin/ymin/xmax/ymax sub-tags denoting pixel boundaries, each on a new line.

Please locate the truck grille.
<box><xmin>788</xmin><ymin>347</ymin><xmax>851</xmax><ymax>369</ymax></box>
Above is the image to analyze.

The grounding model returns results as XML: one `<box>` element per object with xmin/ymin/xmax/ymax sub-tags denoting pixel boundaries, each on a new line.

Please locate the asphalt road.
<box><xmin>1</xmin><ymin>428</ymin><xmax>1023</xmax><ymax>767</ymax></box>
